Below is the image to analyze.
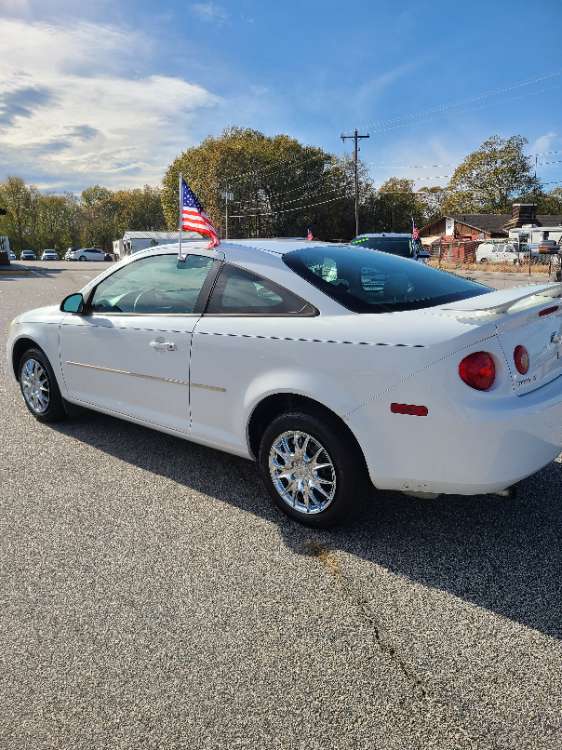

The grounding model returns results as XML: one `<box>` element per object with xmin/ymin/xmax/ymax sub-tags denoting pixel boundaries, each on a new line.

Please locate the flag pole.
<box><xmin>178</xmin><ymin>172</ymin><xmax>183</xmax><ymax>260</ymax></box>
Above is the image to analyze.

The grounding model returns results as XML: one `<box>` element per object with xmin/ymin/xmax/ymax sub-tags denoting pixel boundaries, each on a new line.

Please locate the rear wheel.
<box><xmin>19</xmin><ymin>348</ymin><xmax>66</xmax><ymax>422</ymax></box>
<box><xmin>479</xmin><ymin>257</ymin><xmax>487</xmax><ymax>264</ymax></box>
<box><xmin>258</xmin><ymin>411</ymin><xmax>364</xmax><ymax>527</ymax></box>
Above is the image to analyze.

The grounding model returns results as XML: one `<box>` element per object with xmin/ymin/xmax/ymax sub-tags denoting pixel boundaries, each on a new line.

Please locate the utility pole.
<box><xmin>341</xmin><ymin>128</ymin><xmax>369</xmax><ymax>236</ymax></box>
<box><xmin>530</xmin><ymin>154</ymin><xmax>538</xmax><ymax>276</ymax></box>
<box><xmin>221</xmin><ymin>188</ymin><xmax>233</xmax><ymax>239</ymax></box>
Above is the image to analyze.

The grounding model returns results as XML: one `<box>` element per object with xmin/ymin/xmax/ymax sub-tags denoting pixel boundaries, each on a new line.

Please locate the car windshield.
<box><xmin>283</xmin><ymin>245</ymin><xmax>491</xmax><ymax>313</ymax></box>
<box><xmin>351</xmin><ymin>235</ymin><xmax>416</xmax><ymax>258</ymax></box>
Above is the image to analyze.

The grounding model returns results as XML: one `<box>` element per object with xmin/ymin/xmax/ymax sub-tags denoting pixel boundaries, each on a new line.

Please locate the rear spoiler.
<box><xmin>444</xmin><ymin>283</ymin><xmax>562</xmax><ymax>315</ymax></box>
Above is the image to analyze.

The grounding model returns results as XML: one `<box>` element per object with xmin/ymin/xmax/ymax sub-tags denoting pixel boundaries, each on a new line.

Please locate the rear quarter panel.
<box><xmin>188</xmin><ymin>313</ymin><xmax>498</xmax><ymax>461</ymax></box>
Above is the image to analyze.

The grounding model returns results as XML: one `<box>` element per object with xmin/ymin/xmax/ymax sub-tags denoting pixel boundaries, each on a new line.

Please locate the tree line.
<box><xmin>161</xmin><ymin>130</ymin><xmax>562</xmax><ymax>238</ymax></box>
<box><xmin>0</xmin><ymin>180</ymin><xmax>164</xmax><ymax>253</ymax></box>
<box><xmin>2</xmin><ymin>129</ymin><xmax>561</xmax><ymax>252</ymax></box>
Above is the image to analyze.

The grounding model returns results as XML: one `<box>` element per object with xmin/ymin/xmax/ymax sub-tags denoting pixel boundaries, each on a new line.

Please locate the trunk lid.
<box><xmin>443</xmin><ymin>283</ymin><xmax>562</xmax><ymax>395</ymax></box>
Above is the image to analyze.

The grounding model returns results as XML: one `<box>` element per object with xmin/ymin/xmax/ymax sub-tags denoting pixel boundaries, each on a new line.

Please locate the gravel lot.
<box><xmin>1</xmin><ymin>262</ymin><xmax>561</xmax><ymax>749</ymax></box>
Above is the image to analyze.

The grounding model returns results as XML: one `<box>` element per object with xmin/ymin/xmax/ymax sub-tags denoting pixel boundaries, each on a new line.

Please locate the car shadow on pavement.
<box><xmin>53</xmin><ymin>410</ymin><xmax>562</xmax><ymax>640</ymax></box>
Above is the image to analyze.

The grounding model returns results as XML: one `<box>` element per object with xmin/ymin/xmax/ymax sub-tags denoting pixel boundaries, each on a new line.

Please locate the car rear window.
<box><xmin>283</xmin><ymin>245</ymin><xmax>490</xmax><ymax>313</ymax></box>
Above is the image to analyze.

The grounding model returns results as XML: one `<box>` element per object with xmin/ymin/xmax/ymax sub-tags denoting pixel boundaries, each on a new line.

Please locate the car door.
<box><xmin>489</xmin><ymin>244</ymin><xmax>502</xmax><ymax>262</ymax></box>
<box><xmin>59</xmin><ymin>250</ymin><xmax>220</xmax><ymax>434</ymax></box>
<box><xmin>189</xmin><ymin>263</ymin><xmax>316</xmax><ymax>454</ymax></box>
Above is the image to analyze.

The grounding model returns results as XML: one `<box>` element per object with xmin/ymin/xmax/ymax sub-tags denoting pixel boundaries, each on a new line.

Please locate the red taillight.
<box><xmin>539</xmin><ymin>305</ymin><xmax>559</xmax><ymax>317</ymax></box>
<box><xmin>513</xmin><ymin>345</ymin><xmax>530</xmax><ymax>375</ymax></box>
<box><xmin>390</xmin><ymin>403</ymin><xmax>429</xmax><ymax>417</ymax></box>
<box><xmin>458</xmin><ymin>352</ymin><xmax>496</xmax><ymax>391</ymax></box>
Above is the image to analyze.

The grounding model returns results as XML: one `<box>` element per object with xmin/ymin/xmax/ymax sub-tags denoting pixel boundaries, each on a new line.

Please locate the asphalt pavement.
<box><xmin>1</xmin><ymin>262</ymin><xmax>561</xmax><ymax>749</ymax></box>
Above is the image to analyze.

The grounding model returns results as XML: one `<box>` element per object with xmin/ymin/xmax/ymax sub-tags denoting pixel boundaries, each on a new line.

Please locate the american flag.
<box><xmin>180</xmin><ymin>177</ymin><xmax>219</xmax><ymax>248</ymax></box>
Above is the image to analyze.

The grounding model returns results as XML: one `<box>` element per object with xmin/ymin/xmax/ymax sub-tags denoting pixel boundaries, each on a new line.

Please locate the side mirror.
<box><xmin>60</xmin><ymin>292</ymin><xmax>84</xmax><ymax>313</ymax></box>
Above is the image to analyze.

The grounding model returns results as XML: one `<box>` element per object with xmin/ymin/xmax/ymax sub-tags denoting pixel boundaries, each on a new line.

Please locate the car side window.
<box><xmin>90</xmin><ymin>253</ymin><xmax>214</xmax><ymax>314</ymax></box>
<box><xmin>206</xmin><ymin>264</ymin><xmax>315</xmax><ymax>315</ymax></box>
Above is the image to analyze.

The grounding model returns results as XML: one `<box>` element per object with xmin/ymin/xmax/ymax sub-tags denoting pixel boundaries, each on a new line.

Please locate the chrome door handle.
<box><xmin>150</xmin><ymin>340</ymin><xmax>177</xmax><ymax>352</ymax></box>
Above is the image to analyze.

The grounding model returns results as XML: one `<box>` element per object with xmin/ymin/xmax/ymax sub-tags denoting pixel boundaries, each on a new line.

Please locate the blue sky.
<box><xmin>1</xmin><ymin>0</ymin><xmax>561</xmax><ymax>192</ymax></box>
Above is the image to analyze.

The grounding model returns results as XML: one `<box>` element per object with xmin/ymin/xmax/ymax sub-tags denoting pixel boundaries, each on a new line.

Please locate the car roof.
<box><xmin>220</xmin><ymin>238</ymin><xmax>350</xmax><ymax>256</ymax></box>
<box><xmin>131</xmin><ymin>238</ymin><xmax>350</xmax><ymax>260</ymax></box>
<box><xmin>354</xmin><ymin>233</ymin><xmax>412</xmax><ymax>238</ymax></box>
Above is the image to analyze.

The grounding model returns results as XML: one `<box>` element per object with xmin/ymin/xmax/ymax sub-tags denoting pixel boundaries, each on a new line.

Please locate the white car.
<box><xmin>41</xmin><ymin>249</ymin><xmax>58</xmax><ymax>261</ymax></box>
<box><xmin>7</xmin><ymin>239</ymin><xmax>562</xmax><ymax>527</ymax></box>
<box><xmin>476</xmin><ymin>242</ymin><xmax>522</xmax><ymax>265</ymax></box>
<box><xmin>65</xmin><ymin>247</ymin><xmax>106</xmax><ymax>262</ymax></box>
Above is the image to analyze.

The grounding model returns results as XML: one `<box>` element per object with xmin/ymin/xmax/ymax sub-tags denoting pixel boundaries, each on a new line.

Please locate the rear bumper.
<box><xmin>352</xmin><ymin>375</ymin><xmax>562</xmax><ymax>496</ymax></box>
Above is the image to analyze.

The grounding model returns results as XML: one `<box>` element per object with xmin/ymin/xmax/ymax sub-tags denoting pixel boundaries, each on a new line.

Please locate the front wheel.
<box><xmin>258</xmin><ymin>411</ymin><xmax>365</xmax><ymax>527</ymax></box>
<box><xmin>78</xmin><ymin>255</ymin><xmax>86</xmax><ymax>261</ymax></box>
<box><xmin>479</xmin><ymin>257</ymin><xmax>487</xmax><ymax>264</ymax></box>
<box><xmin>19</xmin><ymin>348</ymin><xmax>67</xmax><ymax>422</ymax></box>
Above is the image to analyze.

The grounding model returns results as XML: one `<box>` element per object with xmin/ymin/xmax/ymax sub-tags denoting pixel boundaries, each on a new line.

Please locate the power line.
<box><xmin>230</xmin><ymin>191</ymin><xmax>353</xmax><ymax>219</ymax></box>
<box><xmin>233</xmin><ymin>167</ymin><xmax>347</xmax><ymax>205</ymax></box>
<box><xmin>227</xmin><ymin>151</ymin><xmax>334</xmax><ymax>184</ymax></box>
<box><xmin>361</xmin><ymin>70</ymin><xmax>562</xmax><ymax>135</ymax></box>
<box><xmin>235</xmin><ymin>181</ymin><xmax>353</xmax><ymax>209</ymax></box>
<box><xmin>221</xmin><ymin>73</ymin><xmax>562</xmax><ymax>194</ymax></box>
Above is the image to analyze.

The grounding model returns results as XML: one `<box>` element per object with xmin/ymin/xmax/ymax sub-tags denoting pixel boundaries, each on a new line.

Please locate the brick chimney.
<box><xmin>506</xmin><ymin>203</ymin><xmax>537</xmax><ymax>228</ymax></box>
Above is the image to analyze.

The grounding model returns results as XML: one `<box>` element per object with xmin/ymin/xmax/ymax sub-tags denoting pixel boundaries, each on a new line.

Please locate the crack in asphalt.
<box><xmin>302</xmin><ymin>539</ymin><xmax>480</xmax><ymax>748</ymax></box>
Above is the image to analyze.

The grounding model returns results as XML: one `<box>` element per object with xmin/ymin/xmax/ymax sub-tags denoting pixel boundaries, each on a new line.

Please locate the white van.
<box><xmin>475</xmin><ymin>242</ymin><xmax>522</xmax><ymax>265</ymax></box>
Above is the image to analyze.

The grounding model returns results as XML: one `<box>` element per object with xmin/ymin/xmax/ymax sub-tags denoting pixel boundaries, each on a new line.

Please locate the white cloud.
<box><xmin>0</xmin><ymin>0</ymin><xmax>30</xmax><ymax>14</ymax></box>
<box><xmin>530</xmin><ymin>131</ymin><xmax>558</xmax><ymax>154</ymax></box>
<box><xmin>0</xmin><ymin>18</ymin><xmax>220</xmax><ymax>189</ymax></box>
<box><xmin>191</xmin><ymin>2</ymin><xmax>228</xmax><ymax>23</ymax></box>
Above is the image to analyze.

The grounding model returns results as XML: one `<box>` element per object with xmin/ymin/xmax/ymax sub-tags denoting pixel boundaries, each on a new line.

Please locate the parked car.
<box><xmin>476</xmin><ymin>242</ymin><xmax>522</xmax><ymax>264</ymax></box>
<box><xmin>525</xmin><ymin>241</ymin><xmax>561</xmax><ymax>264</ymax></box>
<box><xmin>41</xmin><ymin>249</ymin><xmax>59</xmax><ymax>261</ymax></box>
<box><xmin>20</xmin><ymin>249</ymin><xmax>37</xmax><ymax>260</ymax></box>
<box><xmin>8</xmin><ymin>251</ymin><xmax>16</xmax><ymax>260</ymax></box>
<box><xmin>352</xmin><ymin>233</ymin><xmax>431</xmax><ymax>263</ymax></box>
<box><xmin>7</xmin><ymin>240</ymin><xmax>562</xmax><ymax>527</ymax></box>
<box><xmin>65</xmin><ymin>247</ymin><xmax>106</xmax><ymax>262</ymax></box>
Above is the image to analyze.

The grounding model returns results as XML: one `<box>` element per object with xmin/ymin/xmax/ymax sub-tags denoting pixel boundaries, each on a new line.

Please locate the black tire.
<box><xmin>78</xmin><ymin>255</ymin><xmax>86</xmax><ymax>261</ymax></box>
<box><xmin>258</xmin><ymin>410</ymin><xmax>365</xmax><ymax>528</ymax></box>
<box><xmin>18</xmin><ymin>347</ymin><xmax>67</xmax><ymax>423</ymax></box>
<box><xmin>479</xmin><ymin>257</ymin><xmax>487</xmax><ymax>264</ymax></box>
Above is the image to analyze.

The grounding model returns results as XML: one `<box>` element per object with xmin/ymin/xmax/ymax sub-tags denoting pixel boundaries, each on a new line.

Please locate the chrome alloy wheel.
<box><xmin>21</xmin><ymin>358</ymin><xmax>50</xmax><ymax>414</ymax></box>
<box><xmin>269</xmin><ymin>431</ymin><xmax>337</xmax><ymax>514</ymax></box>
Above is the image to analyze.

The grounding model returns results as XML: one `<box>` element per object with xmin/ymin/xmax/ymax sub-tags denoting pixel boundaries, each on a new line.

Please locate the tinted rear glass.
<box><xmin>283</xmin><ymin>245</ymin><xmax>490</xmax><ymax>313</ymax></box>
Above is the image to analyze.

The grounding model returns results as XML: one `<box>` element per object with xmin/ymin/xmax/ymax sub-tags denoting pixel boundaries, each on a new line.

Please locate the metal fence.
<box><xmin>428</xmin><ymin>239</ymin><xmax>561</xmax><ymax>279</ymax></box>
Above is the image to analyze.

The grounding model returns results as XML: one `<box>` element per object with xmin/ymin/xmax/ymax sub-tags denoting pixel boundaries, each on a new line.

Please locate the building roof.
<box><xmin>449</xmin><ymin>214</ymin><xmax>511</xmax><ymax>233</ymax></box>
<box><xmin>535</xmin><ymin>215</ymin><xmax>562</xmax><ymax>226</ymax></box>
<box><xmin>422</xmin><ymin>213</ymin><xmax>562</xmax><ymax>236</ymax></box>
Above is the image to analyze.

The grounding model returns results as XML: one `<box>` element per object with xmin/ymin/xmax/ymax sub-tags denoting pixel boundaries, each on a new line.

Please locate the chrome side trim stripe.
<box><xmin>65</xmin><ymin>360</ymin><xmax>189</xmax><ymax>387</ymax></box>
<box><xmin>64</xmin><ymin>361</ymin><xmax>226</xmax><ymax>392</ymax></box>
<box><xmin>191</xmin><ymin>382</ymin><xmax>227</xmax><ymax>393</ymax></box>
